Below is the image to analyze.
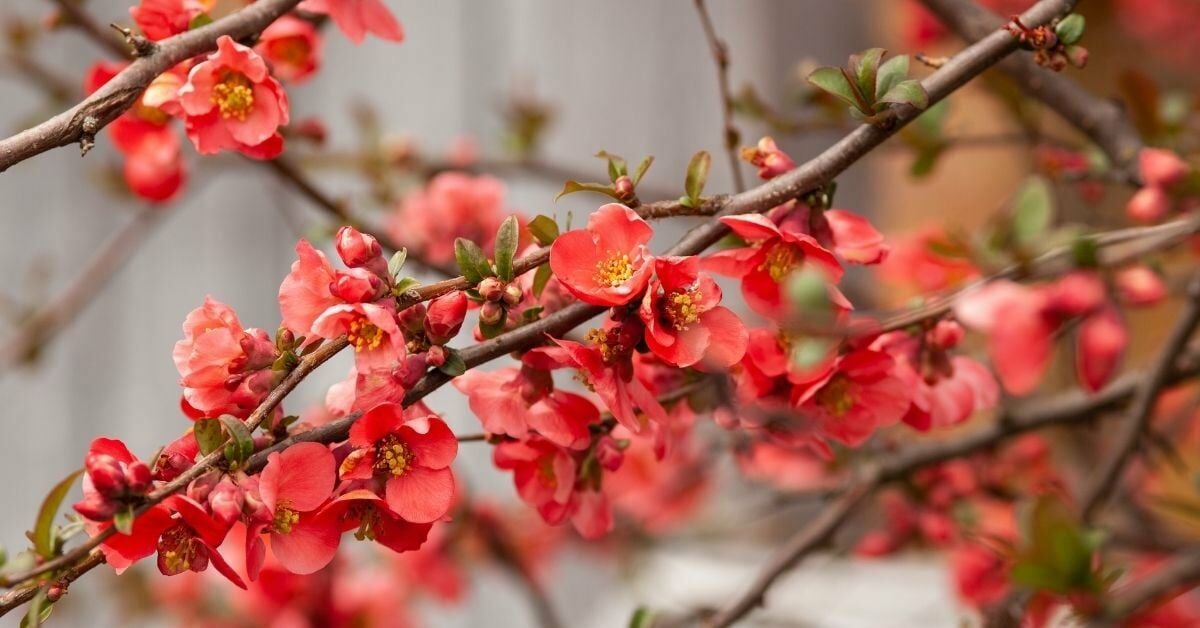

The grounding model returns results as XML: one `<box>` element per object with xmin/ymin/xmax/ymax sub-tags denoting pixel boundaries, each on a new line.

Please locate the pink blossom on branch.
<box><xmin>300</xmin><ymin>0</ymin><xmax>404</xmax><ymax>44</ymax></box>
<box><xmin>549</xmin><ymin>203</ymin><xmax>656</xmax><ymax>307</ymax></box>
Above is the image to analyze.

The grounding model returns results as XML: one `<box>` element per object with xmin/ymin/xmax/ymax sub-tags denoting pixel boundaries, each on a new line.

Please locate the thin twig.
<box><xmin>1094</xmin><ymin>548</ymin><xmax>1200</xmax><ymax>626</ymax></box>
<box><xmin>49</xmin><ymin>0</ymin><xmax>130</xmax><ymax>58</ymax></box>
<box><xmin>693</xmin><ymin>0</ymin><xmax>746</xmax><ymax>193</ymax></box>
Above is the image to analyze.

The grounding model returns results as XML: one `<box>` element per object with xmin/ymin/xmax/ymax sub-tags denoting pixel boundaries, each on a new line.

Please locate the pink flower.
<box><xmin>299</xmin><ymin>0</ymin><xmax>404</xmax><ymax>44</ymax></box>
<box><xmin>342</xmin><ymin>404</ymin><xmax>458</xmax><ymax>524</ymax></box>
<box><xmin>279</xmin><ymin>239</ymin><xmax>339</xmax><ymax>339</ymax></box>
<box><xmin>130</xmin><ymin>0</ymin><xmax>204</xmax><ymax>41</ymax></box>
<box><xmin>740</xmin><ymin>136</ymin><xmax>795</xmax><ymax>180</ymax></box>
<box><xmin>542</xmin><ymin>332</ymin><xmax>668</xmax><ymax>435</ymax></box>
<box><xmin>878</xmin><ymin>226</ymin><xmax>978</xmax><ymax>294</ymax></box>
<box><xmin>638</xmin><ymin>256</ymin><xmax>747</xmax><ymax>368</ymax></box>
<box><xmin>387</xmin><ymin>172</ymin><xmax>511</xmax><ymax>268</ymax></box>
<box><xmin>256</xmin><ymin>16</ymin><xmax>323</xmax><ymax>84</ymax></box>
<box><xmin>178</xmin><ymin>36</ymin><xmax>289</xmax><ymax>158</ymax></box>
<box><xmin>550</xmin><ymin>203</ymin><xmax>655</xmax><ymax>307</ymax></box>
<box><xmin>954</xmin><ymin>281</ymin><xmax>1055</xmax><ymax>395</ymax></box>
<box><xmin>822</xmin><ymin>209</ymin><xmax>890</xmax><ymax>265</ymax></box>
<box><xmin>173</xmin><ymin>296</ymin><xmax>278</xmax><ymax>419</ymax></box>
<box><xmin>320</xmin><ymin>489</ymin><xmax>432</xmax><ymax>553</ymax></box>
<box><xmin>704</xmin><ymin>213</ymin><xmax>845</xmax><ymax>318</ymax></box>
<box><xmin>1076</xmin><ymin>306</ymin><xmax>1128</xmax><ymax>393</ymax></box>
<box><xmin>791</xmin><ymin>348</ymin><xmax>910</xmax><ymax>447</ymax></box>
<box><xmin>312</xmin><ymin>302</ymin><xmax>405</xmax><ymax>369</ymax></box>
<box><xmin>256</xmin><ymin>442</ymin><xmax>339</xmax><ymax>575</ymax></box>
<box><xmin>453</xmin><ymin>364</ymin><xmax>597</xmax><ymax>449</ymax></box>
<box><xmin>492</xmin><ymin>436</ymin><xmax>612</xmax><ymax>539</ymax></box>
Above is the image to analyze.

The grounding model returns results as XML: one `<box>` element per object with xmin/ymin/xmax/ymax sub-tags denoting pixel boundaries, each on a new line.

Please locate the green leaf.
<box><xmin>555</xmin><ymin>180</ymin><xmax>620</xmax><ymax>202</ymax></box>
<box><xmin>853</xmin><ymin>48</ymin><xmax>886</xmax><ymax>104</ymax></box>
<box><xmin>493</xmin><ymin>216</ymin><xmax>519</xmax><ymax>281</ymax></box>
<box><xmin>33</xmin><ymin>469</ymin><xmax>83</xmax><ymax>558</ymax></box>
<box><xmin>1010</xmin><ymin>561</ymin><xmax>1069</xmax><ymax>594</ymax></box>
<box><xmin>528</xmin><ymin>215</ymin><xmax>560</xmax><ymax>246</ymax></box>
<box><xmin>193</xmin><ymin>418</ymin><xmax>224</xmax><ymax>456</ymax></box>
<box><xmin>632</xmin><ymin>156</ymin><xmax>654</xmax><ymax>185</ymax></box>
<box><xmin>388</xmin><ymin>249</ymin><xmax>408</xmax><ymax>279</ymax></box>
<box><xmin>910</xmin><ymin>148</ymin><xmax>943</xmax><ymax>178</ymax></box>
<box><xmin>877</xmin><ymin>79</ymin><xmax>929</xmax><ymax>111</ymax></box>
<box><xmin>628</xmin><ymin>606</ymin><xmax>656</xmax><ymax>628</ymax></box>
<box><xmin>532</xmin><ymin>263</ymin><xmax>553</xmax><ymax>299</ymax></box>
<box><xmin>20</xmin><ymin>588</ymin><xmax>50</xmax><ymax>628</ymax></box>
<box><xmin>1011</xmin><ymin>176</ymin><xmax>1054</xmax><ymax>247</ymax></box>
<box><xmin>595</xmin><ymin>150</ymin><xmax>627</xmax><ymax>182</ymax></box>
<box><xmin>807</xmin><ymin>66</ymin><xmax>860</xmax><ymax>110</ymax></box>
<box><xmin>218</xmin><ymin>415</ymin><xmax>254</xmax><ymax>467</ymax></box>
<box><xmin>454</xmin><ymin>238</ymin><xmax>492</xmax><ymax>283</ymax></box>
<box><xmin>437</xmin><ymin>349</ymin><xmax>467</xmax><ymax>377</ymax></box>
<box><xmin>188</xmin><ymin>12</ymin><xmax>213</xmax><ymax>29</ymax></box>
<box><xmin>684</xmin><ymin>150</ymin><xmax>711</xmax><ymax>201</ymax></box>
<box><xmin>875</xmin><ymin>54</ymin><xmax>909</xmax><ymax>103</ymax></box>
<box><xmin>112</xmin><ymin>506</ymin><xmax>135</xmax><ymax>536</ymax></box>
<box><xmin>393</xmin><ymin>276</ymin><xmax>420</xmax><ymax>295</ymax></box>
<box><xmin>1055</xmin><ymin>14</ymin><xmax>1085</xmax><ymax>46</ymax></box>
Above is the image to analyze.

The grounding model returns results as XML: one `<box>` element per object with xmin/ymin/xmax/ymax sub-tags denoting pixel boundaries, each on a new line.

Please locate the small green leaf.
<box><xmin>454</xmin><ymin>238</ymin><xmax>492</xmax><ymax>283</ymax></box>
<box><xmin>555</xmin><ymin>180</ymin><xmax>621</xmax><ymax>202</ymax></box>
<box><xmin>113</xmin><ymin>506</ymin><xmax>135</xmax><ymax>536</ymax></box>
<box><xmin>528</xmin><ymin>215</ymin><xmax>560</xmax><ymax>246</ymax></box>
<box><xmin>532</xmin><ymin>263</ymin><xmax>553</xmax><ymax>299</ymax></box>
<box><xmin>807</xmin><ymin>66</ymin><xmax>860</xmax><ymax>109</ymax></box>
<box><xmin>1055</xmin><ymin>14</ymin><xmax>1085</xmax><ymax>46</ymax></box>
<box><xmin>218</xmin><ymin>415</ymin><xmax>254</xmax><ymax>467</ymax></box>
<box><xmin>878</xmin><ymin>79</ymin><xmax>929</xmax><ymax>110</ymax></box>
<box><xmin>1010</xmin><ymin>561</ymin><xmax>1069</xmax><ymax>594</ymax></box>
<box><xmin>493</xmin><ymin>216</ymin><xmax>519</xmax><ymax>281</ymax></box>
<box><xmin>393</xmin><ymin>276</ymin><xmax>420</xmax><ymax>295</ymax></box>
<box><xmin>853</xmin><ymin>48</ymin><xmax>886</xmax><ymax>103</ymax></box>
<box><xmin>188</xmin><ymin>12</ymin><xmax>213</xmax><ymax>29</ymax></box>
<box><xmin>388</xmin><ymin>249</ymin><xmax>408</xmax><ymax>279</ymax></box>
<box><xmin>875</xmin><ymin>54</ymin><xmax>909</xmax><ymax>102</ymax></box>
<box><xmin>628</xmin><ymin>606</ymin><xmax>656</xmax><ymax>628</ymax></box>
<box><xmin>596</xmin><ymin>150</ymin><xmax>627</xmax><ymax>182</ymax></box>
<box><xmin>437</xmin><ymin>349</ymin><xmax>467</xmax><ymax>377</ymax></box>
<box><xmin>194</xmin><ymin>418</ymin><xmax>224</xmax><ymax>456</ymax></box>
<box><xmin>632</xmin><ymin>156</ymin><xmax>654</xmax><ymax>185</ymax></box>
<box><xmin>1071</xmin><ymin>235</ymin><xmax>1099</xmax><ymax>268</ymax></box>
<box><xmin>33</xmin><ymin>469</ymin><xmax>83</xmax><ymax>558</ymax></box>
<box><xmin>1011</xmin><ymin>176</ymin><xmax>1054</xmax><ymax>247</ymax></box>
<box><xmin>684</xmin><ymin>150</ymin><xmax>711</xmax><ymax>201</ymax></box>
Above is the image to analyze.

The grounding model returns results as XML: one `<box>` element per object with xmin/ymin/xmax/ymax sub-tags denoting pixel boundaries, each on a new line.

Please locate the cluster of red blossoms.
<box><xmin>81</xmin><ymin>0</ymin><xmax>402</xmax><ymax>203</ymax></box>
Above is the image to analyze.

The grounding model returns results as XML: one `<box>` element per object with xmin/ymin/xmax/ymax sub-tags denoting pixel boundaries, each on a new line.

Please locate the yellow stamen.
<box><xmin>157</xmin><ymin>525</ymin><xmax>198</xmax><ymax>574</ymax></box>
<box><xmin>665</xmin><ymin>289</ymin><xmax>703</xmax><ymax>331</ymax></box>
<box><xmin>348</xmin><ymin>317</ymin><xmax>384</xmax><ymax>352</ymax></box>
<box><xmin>211</xmin><ymin>72</ymin><xmax>255</xmax><ymax>121</ymax></box>
<box><xmin>595</xmin><ymin>253</ymin><xmax>635</xmax><ymax>287</ymax></box>
<box><xmin>759</xmin><ymin>243</ymin><xmax>799</xmax><ymax>282</ymax></box>
<box><xmin>373</xmin><ymin>434</ymin><xmax>412</xmax><ymax>477</ymax></box>
<box><xmin>272</xmin><ymin>502</ymin><xmax>300</xmax><ymax>534</ymax></box>
<box><xmin>814</xmin><ymin>375</ymin><xmax>855</xmax><ymax>417</ymax></box>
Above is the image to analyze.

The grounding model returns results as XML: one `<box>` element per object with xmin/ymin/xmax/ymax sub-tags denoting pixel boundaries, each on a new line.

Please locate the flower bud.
<box><xmin>73</xmin><ymin>493</ymin><xmax>117</xmax><ymax>521</ymax></box>
<box><xmin>594</xmin><ymin>436</ymin><xmax>625</xmax><ymax>472</ymax></box>
<box><xmin>1139</xmin><ymin>148</ymin><xmax>1189</xmax><ymax>189</ymax></box>
<box><xmin>740</xmin><ymin>136</ymin><xmax>795</xmax><ymax>180</ymax></box>
<box><xmin>518</xmin><ymin>366</ymin><xmax>553</xmax><ymax>403</ymax></box>
<box><xmin>46</xmin><ymin>584</ymin><xmax>64</xmax><ymax>603</ymax></box>
<box><xmin>1115</xmin><ymin>265</ymin><xmax>1167</xmax><ymax>307</ymax></box>
<box><xmin>125</xmin><ymin>460</ymin><xmax>153</xmax><ymax>494</ymax></box>
<box><xmin>478</xmin><ymin>277</ymin><xmax>505</xmax><ymax>302</ymax></box>
<box><xmin>425</xmin><ymin>345</ymin><xmax>447</xmax><ymax>368</ymax></box>
<box><xmin>502</xmin><ymin>283</ymin><xmax>524</xmax><ymax>307</ymax></box>
<box><xmin>396</xmin><ymin>353</ymin><xmax>429</xmax><ymax>389</ymax></box>
<box><xmin>1047</xmin><ymin>271</ymin><xmax>1106</xmax><ymax>318</ymax></box>
<box><xmin>292</xmin><ymin>117</ymin><xmax>328</xmax><ymax>145</ymax></box>
<box><xmin>208</xmin><ymin>479</ymin><xmax>245</xmax><ymax>526</ymax></box>
<box><xmin>1065</xmin><ymin>44</ymin><xmax>1088</xmax><ymax>69</ymax></box>
<box><xmin>424</xmin><ymin>291</ymin><xmax>468</xmax><ymax>344</ymax></box>
<box><xmin>479</xmin><ymin>301</ymin><xmax>506</xmax><ymax>326</ymax></box>
<box><xmin>86</xmin><ymin>454</ymin><xmax>128</xmax><ymax>499</ymax></box>
<box><xmin>397</xmin><ymin>302</ymin><xmax>427</xmax><ymax>332</ymax></box>
<box><xmin>329</xmin><ymin>268</ymin><xmax>387</xmax><ymax>303</ymax></box>
<box><xmin>929</xmin><ymin>320</ymin><xmax>964</xmax><ymax>349</ymax></box>
<box><xmin>1126</xmin><ymin>186</ymin><xmax>1170</xmax><ymax>224</ymax></box>
<box><xmin>614</xmin><ymin>175</ymin><xmax>634</xmax><ymax>200</ymax></box>
<box><xmin>239</xmin><ymin>329</ymin><xmax>278</xmax><ymax>372</ymax></box>
<box><xmin>335</xmin><ymin>226</ymin><xmax>386</xmax><ymax>275</ymax></box>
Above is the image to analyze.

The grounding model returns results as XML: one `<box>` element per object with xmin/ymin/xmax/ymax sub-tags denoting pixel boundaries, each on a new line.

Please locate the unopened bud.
<box><xmin>478</xmin><ymin>277</ymin><xmax>505</xmax><ymax>302</ymax></box>
<box><xmin>929</xmin><ymin>320</ymin><xmax>964</xmax><ymax>349</ymax></box>
<box><xmin>86</xmin><ymin>455</ymin><xmax>128</xmax><ymax>499</ymax></box>
<box><xmin>397</xmin><ymin>302</ymin><xmax>427</xmax><ymax>331</ymax></box>
<box><xmin>45</xmin><ymin>584</ymin><xmax>64</xmax><ymax>603</ymax></box>
<box><xmin>1065</xmin><ymin>45</ymin><xmax>1088</xmax><ymax>69</ymax></box>
<box><xmin>329</xmin><ymin>268</ymin><xmax>386</xmax><ymax>303</ymax></box>
<box><xmin>1139</xmin><ymin>148</ymin><xmax>1189</xmax><ymax>189</ymax></box>
<box><xmin>424</xmin><ymin>291</ymin><xmax>468</xmax><ymax>344</ymax></box>
<box><xmin>502</xmin><ymin>283</ymin><xmax>524</xmax><ymax>307</ymax></box>
<box><xmin>1126</xmin><ymin>186</ymin><xmax>1170</xmax><ymax>224</ymax></box>
<box><xmin>125</xmin><ymin>461</ymin><xmax>153</xmax><ymax>494</ymax></box>
<box><xmin>614</xmin><ymin>175</ymin><xmax>634</xmax><ymax>200</ymax></box>
<box><xmin>73</xmin><ymin>494</ymin><xmax>117</xmax><ymax>522</ymax></box>
<box><xmin>208</xmin><ymin>479</ymin><xmax>245</xmax><ymax>526</ymax></box>
<box><xmin>479</xmin><ymin>301</ymin><xmax>506</xmax><ymax>326</ymax></box>
<box><xmin>425</xmin><ymin>345</ymin><xmax>447</xmax><ymax>368</ymax></box>
<box><xmin>335</xmin><ymin>226</ymin><xmax>388</xmax><ymax>278</ymax></box>
<box><xmin>594</xmin><ymin>436</ymin><xmax>625</xmax><ymax>472</ymax></box>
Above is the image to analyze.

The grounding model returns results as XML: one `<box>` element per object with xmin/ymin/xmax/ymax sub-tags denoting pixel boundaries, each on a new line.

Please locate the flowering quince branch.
<box><xmin>0</xmin><ymin>0</ymin><xmax>304</xmax><ymax>172</ymax></box>
<box><xmin>693</xmin><ymin>0</ymin><xmax>747</xmax><ymax>193</ymax></box>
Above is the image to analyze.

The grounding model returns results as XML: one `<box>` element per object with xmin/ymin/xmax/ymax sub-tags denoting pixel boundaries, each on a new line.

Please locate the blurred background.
<box><xmin>0</xmin><ymin>0</ymin><xmax>1194</xmax><ymax>626</ymax></box>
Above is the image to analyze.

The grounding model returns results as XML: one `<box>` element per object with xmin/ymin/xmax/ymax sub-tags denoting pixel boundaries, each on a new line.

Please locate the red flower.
<box><xmin>320</xmin><ymin>489</ymin><xmax>433</xmax><ymax>553</ymax></box>
<box><xmin>954</xmin><ymin>281</ymin><xmax>1055</xmax><ymax>395</ymax></box>
<box><xmin>704</xmin><ymin>213</ymin><xmax>845</xmax><ymax>318</ymax></box>
<box><xmin>178</xmin><ymin>36</ymin><xmax>289</xmax><ymax>158</ymax></box>
<box><xmin>791</xmin><ymin>348</ymin><xmax>910</xmax><ymax>447</ymax></box>
<box><xmin>492</xmin><ymin>436</ymin><xmax>613</xmax><ymax>539</ymax></box>
<box><xmin>387</xmin><ymin>172</ymin><xmax>512</xmax><ymax>268</ymax></box>
<box><xmin>129</xmin><ymin>0</ymin><xmax>204</xmax><ymax>41</ymax></box>
<box><xmin>823</xmin><ymin>209</ymin><xmax>890</xmax><ymax>265</ymax></box>
<box><xmin>543</xmin><ymin>334</ymin><xmax>668</xmax><ymax>435</ymax></box>
<box><xmin>256</xmin><ymin>16</ymin><xmax>323</xmax><ymax>84</ymax></box>
<box><xmin>638</xmin><ymin>256</ymin><xmax>747</xmax><ymax>368</ymax></box>
<box><xmin>256</xmin><ymin>442</ymin><xmax>339</xmax><ymax>575</ymax></box>
<box><xmin>299</xmin><ymin>0</ymin><xmax>404</xmax><ymax>44</ymax></box>
<box><xmin>740</xmin><ymin>136</ymin><xmax>795</xmax><ymax>180</ymax></box>
<box><xmin>74</xmin><ymin>438</ymin><xmax>153</xmax><ymax>521</ymax></box>
<box><xmin>342</xmin><ymin>404</ymin><xmax>458</xmax><ymax>524</ymax></box>
<box><xmin>1076</xmin><ymin>306</ymin><xmax>1128</xmax><ymax>393</ymax></box>
<box><xmin>453</xmin><ymin>364</ymin><xmax>597</xmax><ymax>449</ymax></box>
<box><xmin>173</xmin><ymin>296</ymin><xmax>278</xmax><ymax>419</ymax></box>
<box><xmin>549</xmin><ymin>203</ymin><xmax>655</xmax><ymax>307</ymax></box>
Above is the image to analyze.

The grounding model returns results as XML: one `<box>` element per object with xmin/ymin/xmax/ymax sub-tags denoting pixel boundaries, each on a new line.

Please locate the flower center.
<box><xmin>595</xmin><ymin>253</ymin><xmax>634</xmax><ymax>287</ymax></box>
<box><xmin>536</xmin><ymin>456</ymin><xmax>558</xmax><ymax>489</ymax></box>
<box><xmin>814</xmin><ymin>375</ymin><xmax>854</xmax><ymax>417</ymax></box>
<box><xmin>374</xmin><ymin>434</ymin><xmax>412</xmax><ymax>477</ymax></box>
<box><xmin>350</xmin><ymin>504</ymin><xmax>381</xmax><ymax>542</ymax></box>
<box><xmin>664</xmin><ymin>289</ymin><xmax>703</xmax><ymax>331</ymax></box>
<box><xmin>348</xmin><ymin>317</ymin><xmax>384</xmax><ymax>352</ymax></box>
<box><xmin>272</xmin><ymin>503</ymin><xmax>300</xmax><ymax>534</ymax></box>
<box><xmin>157</xmin><ymin>524</ymin><xmax>199</xmax><ymax>575</ymax></box>
<box><xmin>759</xmin><ymin>243</ymin><xmax>799</xmax><ymax>282</ymax></box>
<box><xmin>211</xmin><ymin>72</ymin><xmax>255</xmax><ymax>121</ymax></box>
<box><xmin>585</xmin><ymin>328</ymin><xmax>626</xmax><ymax>363</ymax></box>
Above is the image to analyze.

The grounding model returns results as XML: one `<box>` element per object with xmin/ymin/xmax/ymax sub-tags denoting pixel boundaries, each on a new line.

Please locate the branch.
<box><xmin>920</xmin><ymin>0</ymin><xmax>1145</xmax><ymax>183</ymax></box>
<box><xmin>49</xmin><ymin>0</ymin><xmax>130</xmax><ymax>58</ymax></box>
<box><xmin>1095</xmin><ymin>548</ymin><xmax>1200</xmax><ymax>626</ymax></box>
<box><xmin>693</xmin><ymin>0</ymin><xmax>746</xmax><ymax>193</ymax></box>
<box><xmin>0</xmin><ymin>0</ymin><xmax>304</xmax><ymax>172</ymax></box>
<box><xmin>1080</xmin><ymin>271</ymin><xmax>1200</xmax><ymax>521</ymax></box>
<box><xmin>0</xmin><ymin>207</ymin><xmax>167</xmax><ymax>373</ymax></box>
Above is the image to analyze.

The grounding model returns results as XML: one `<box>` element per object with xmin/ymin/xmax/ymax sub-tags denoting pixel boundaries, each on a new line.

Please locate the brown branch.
<box><xmin>0</xmin><ymin>207</ymin><xmax>167</xmax><ymax>373</ymax></box>
<box><xmin>920</xmin><ymin>0</ymin><xmax>1145</xmax><ymax>184</ymax></box>
<box><xmin>693</xmin><ymin>0</ymin><xmax>747</xmax><ymax>193</ymax></box>
<box><xmin>0</xmin><ymin>0</ymin><xmax>303</xmax><ymax>172</ymax></box>
<box><xmin>49</xmin><ymin>0</ymin><xmax>130</xmax><ymax>58</ymax></box>
<box><xmin>0</xmin><ymin>552</ymin><xmax>105</xmax><ymax>613</ymax></box>
<box><xmin>1094</xmin><ymin>548</ymin><xmax>1200</xmax><ymax>626</ymax></box>
<box><xmin>1080</xmin><ymin>271</ymin><xmax>1200</xmax><ymax>521</ymax></box>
